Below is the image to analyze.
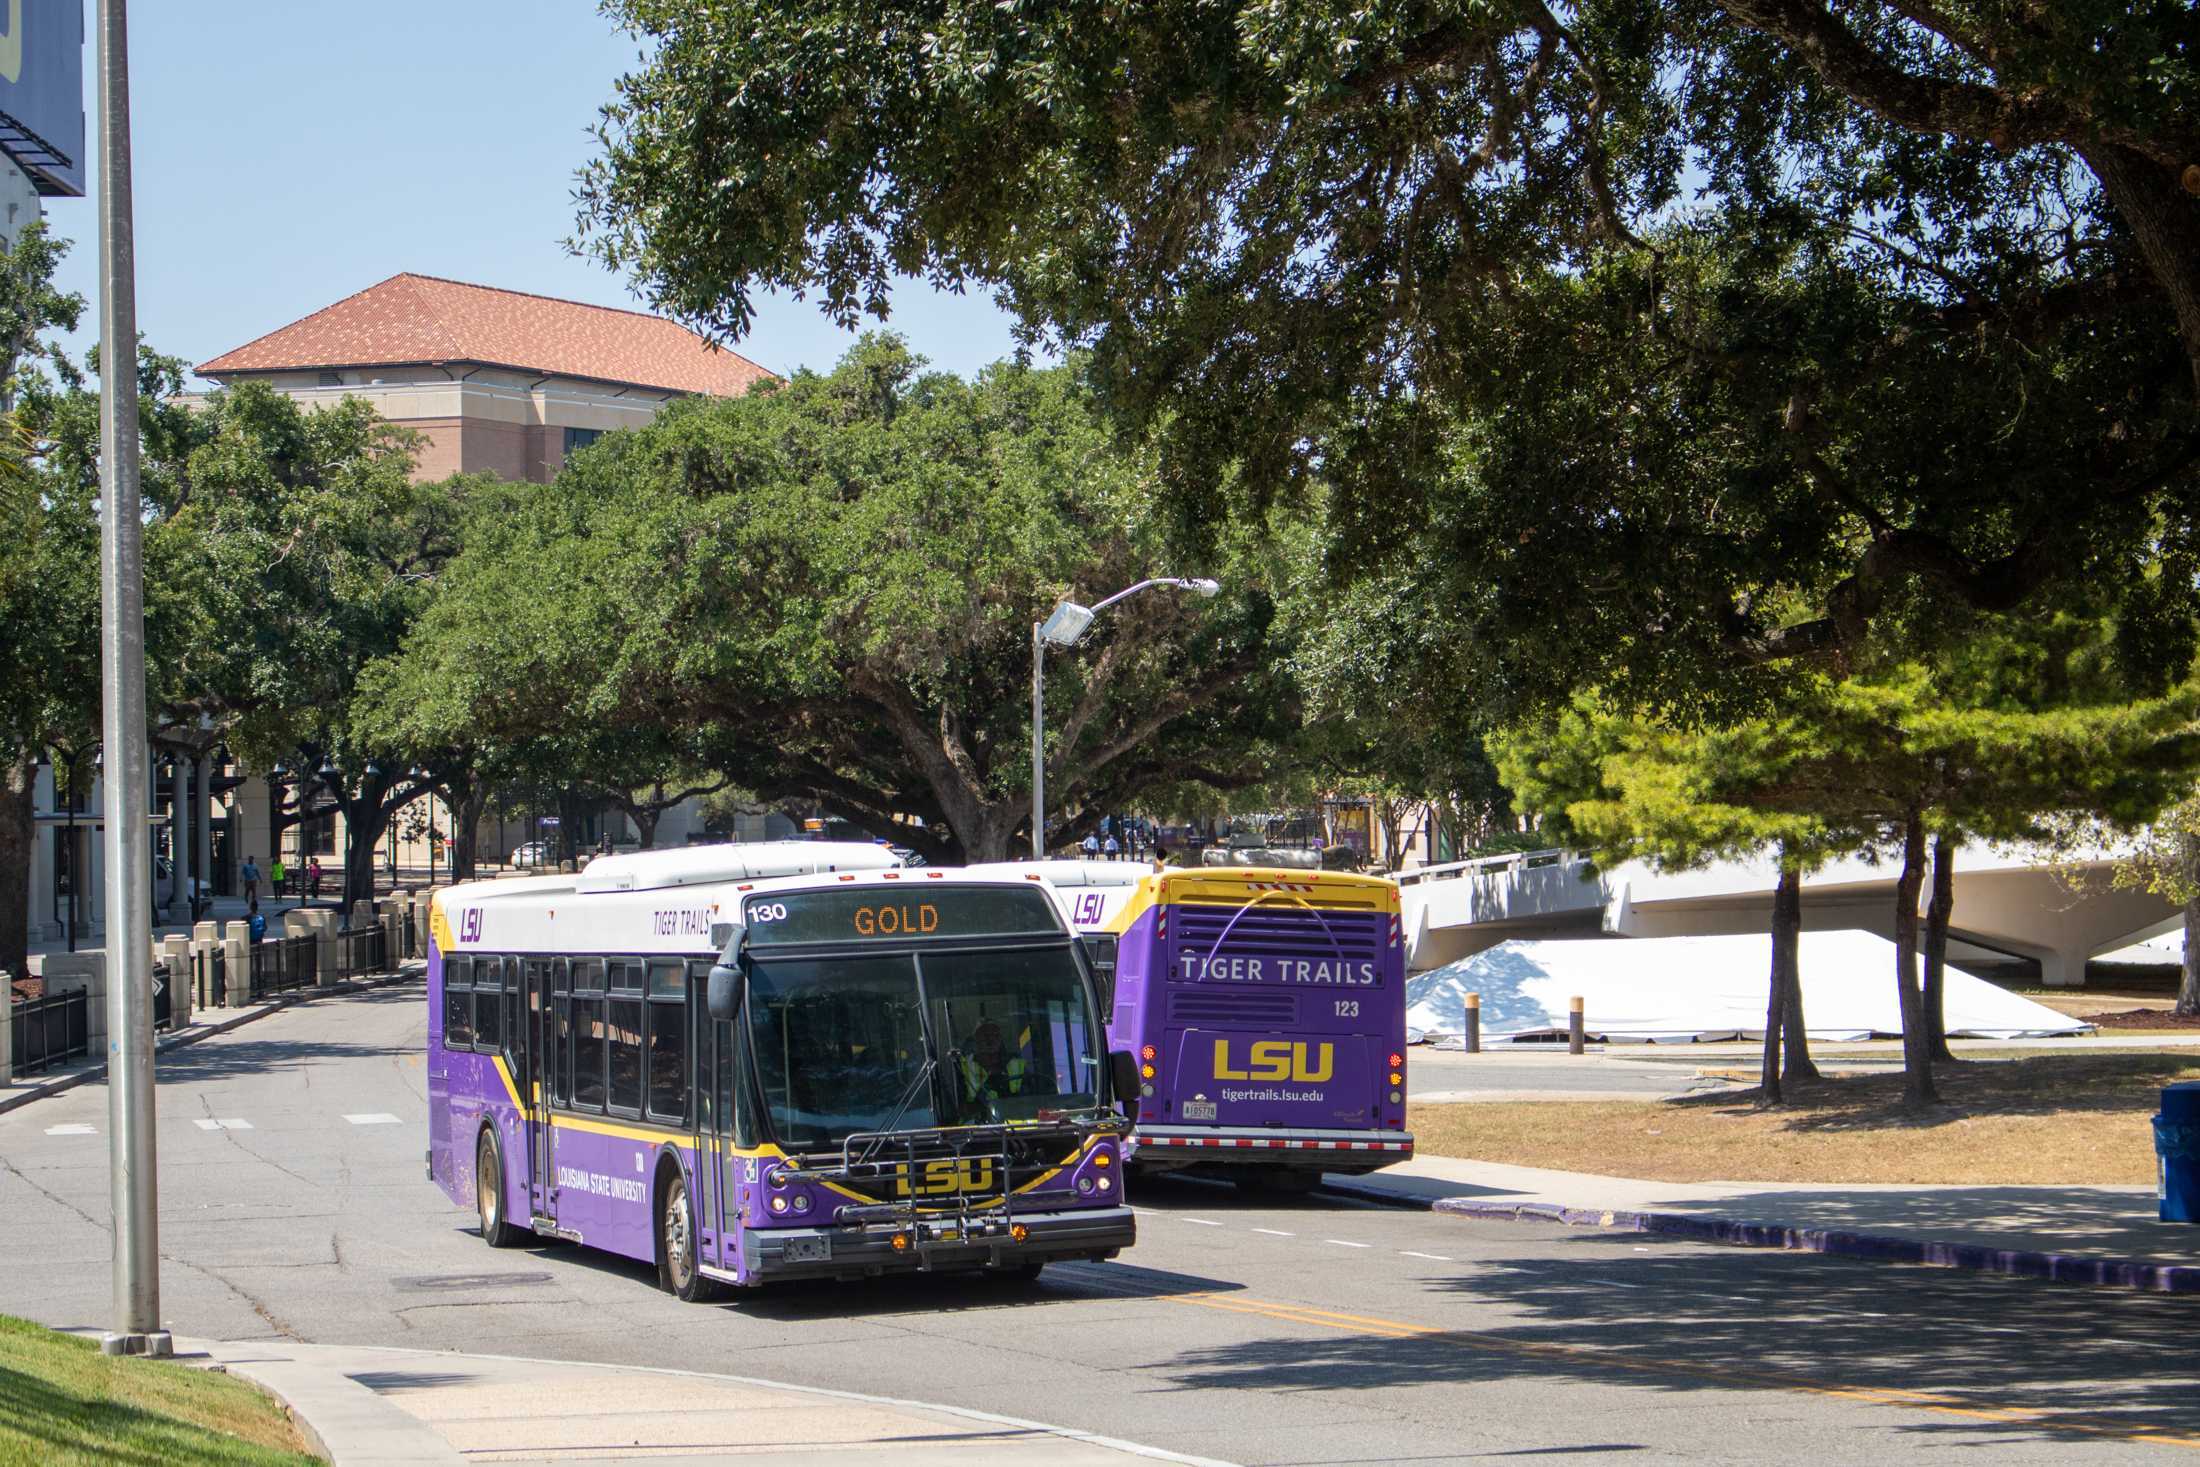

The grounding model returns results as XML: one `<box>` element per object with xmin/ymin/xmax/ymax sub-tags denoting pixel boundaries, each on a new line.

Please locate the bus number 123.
<box><xmin>1334</xmin><ymin>1000</ymin><xmax>1359</xmax><ymax>1018</ymax></box>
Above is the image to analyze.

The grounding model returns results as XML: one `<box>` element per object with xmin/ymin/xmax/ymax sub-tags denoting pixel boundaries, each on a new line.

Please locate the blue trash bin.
<box><xmin>2154</xmin><ymin>1082</ymin><xmax>2200</xmax><ymax>1223</ymax></box>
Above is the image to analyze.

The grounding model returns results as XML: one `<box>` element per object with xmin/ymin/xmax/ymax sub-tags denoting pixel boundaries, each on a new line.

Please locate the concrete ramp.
<box><xmin>1407</xmin><ymin>932</ymin><xmax>2092</xmax><ymax>1043</ymax></box>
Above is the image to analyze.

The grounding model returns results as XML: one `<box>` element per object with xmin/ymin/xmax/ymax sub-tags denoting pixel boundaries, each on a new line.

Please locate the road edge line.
<box><xmin>1319</xmin><ymin>1176</ymin><xmax>2200</xmax><ymax>1295</ymax></box>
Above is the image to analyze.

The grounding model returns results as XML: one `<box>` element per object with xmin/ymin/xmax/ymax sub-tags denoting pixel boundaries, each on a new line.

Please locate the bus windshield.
<box><xmin>926</xmin><ymin>947</ymin><xmax>1103</xmax><ymax>1125</ymax></box>
<box><xmin>746</xmin><ymin>953</ymin><xmax>936</xmax><ymax>1150</ymax></box>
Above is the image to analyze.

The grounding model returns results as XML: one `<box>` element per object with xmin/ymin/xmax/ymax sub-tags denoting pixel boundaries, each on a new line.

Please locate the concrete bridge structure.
<box><xmin>1397</xmin><ymin>846</ymin><xmax>2179</xmax><ymax>986</ymax></box>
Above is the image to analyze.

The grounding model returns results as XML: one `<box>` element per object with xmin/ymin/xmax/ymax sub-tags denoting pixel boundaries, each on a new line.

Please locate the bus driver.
<box><xmin>960</xmin><ymin>1019</ymin><xmax>1025</xmax><ymax>1103</ymax></box>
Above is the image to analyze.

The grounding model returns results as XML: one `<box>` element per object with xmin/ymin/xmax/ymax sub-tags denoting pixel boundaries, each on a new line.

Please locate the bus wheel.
<box><xmin>658</xmin><ymin>1168</ymin><xmax>726</xmax><ymax>1303</ymax></box>
<box><xmin>476</xmin><ymin>1130</ymin><xmax>524</xmax><ymax>1248</ymax></box>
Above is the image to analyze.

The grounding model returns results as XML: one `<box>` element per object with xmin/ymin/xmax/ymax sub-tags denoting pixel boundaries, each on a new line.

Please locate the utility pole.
<box><xmin>95</xmin><ymin>0</ymin><xmax>167</xmax><ymax>1359</ymax></box>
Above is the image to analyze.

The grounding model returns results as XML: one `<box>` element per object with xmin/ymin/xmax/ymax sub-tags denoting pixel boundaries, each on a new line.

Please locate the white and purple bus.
<box><xmin>426</xmin><ymin>844</ymin><xmax>1138</xmax><ymax>1298</ymax></box>
<box><xmin>972</xmin><ymin>861</ymin><xmax>1413</xmax><ymax>1191</ymax></box>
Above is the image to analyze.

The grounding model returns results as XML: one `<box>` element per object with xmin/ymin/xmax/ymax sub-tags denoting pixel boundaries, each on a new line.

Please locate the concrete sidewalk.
<box><xmin>0</xmin><ymin>964</ymin><xmax>421</xmax><ymax>1116</ymax></box>
<box><xmin>188</xmin><ymin>1338</ymin><xmax>1236</xmax><ymax>1466</ymax></box>
<box><xmin>1329</xmin><ymin>1154</ymin><xmax>2198</xmax><ymax>1289</ymax></box>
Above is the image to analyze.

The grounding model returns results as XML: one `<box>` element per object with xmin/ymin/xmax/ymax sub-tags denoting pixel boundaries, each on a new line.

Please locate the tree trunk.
<box><xmin>1893</xmin><ymin>808</ymin><xmax>1939</xmax><ymax>1106</ymax></box>
<box><xmin>1759</xmin><ymin>922</ymin><xmax>1784</xmax><ymax>1105</ymax></box>
<box><xmin>454</xmin><ymin>784</ymin><xmax>488</xmax><ymax>881</ymax></box>
<box><xmin>2180</xmin><ymin>826</ymin><xmax>2200</xmax><ymax>1018</ymax></box>
<box><xmin>0</xmin><ymin>755</ymin><xmax>36</xmax><ymax>984</ymax></box>
<box><xmin>1923</xmin><ymin>832</ymin><xmax>1957</xmax><ymax>1062</ymax></box>
<box><xmin>635</xmin><ymin>806</ymin><xmax>660</xmax><ymax>850</ymax></box>
<box><xmin>342</xmin><ymin>804</ymin><xmax>382</xmax><ymax>912</ymax></box>
<box><xmin>1772</xmin><ymin>860</ymin><xmax>1815</xmax><ymax>1083</ymax></box>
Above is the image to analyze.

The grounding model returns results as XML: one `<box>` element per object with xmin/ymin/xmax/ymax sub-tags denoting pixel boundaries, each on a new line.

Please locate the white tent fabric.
<box><xmin>1407</xmin><ymin>931</ymin><xmax>2091</xmax><ymax>1043</ymax></box>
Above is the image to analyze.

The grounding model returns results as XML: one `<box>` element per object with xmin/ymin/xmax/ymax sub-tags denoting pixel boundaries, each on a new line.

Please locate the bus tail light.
<box><xmin>891</xmin><ymin>1232</ymin><xmax>912</xmax><ymax>1252</ymax></box>
<box><xmin>1140</xmin><ymin>1045</ymin><xmax>1156</xmax><ymax>1060</ymax></box>
<box><xmin>1140</xmin><ymin>1063</ymin><xmax>1156</xmax><ymax>1080</ymax></box>
<box><xmin>1010</xmin><ymin>1224</ymin><xmax>1030</xmax><ymax>1243</ymax></box>
<box><xmin>1389</xmin><ymin>1052</ymin><xmax>1404</xmax><ymax>1069</ymax></box>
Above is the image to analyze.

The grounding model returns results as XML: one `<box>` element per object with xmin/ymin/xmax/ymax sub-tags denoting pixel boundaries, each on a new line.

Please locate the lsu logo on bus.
<box><xmin>1211</xmin><ymin>1040</ymin><xmax>1334</xmax><ymax>1083</ymax></box>
<box><xmin>886</xmin><ymin>1157</ymin><xmax>996</xmax><ymax>1198</ymax></box>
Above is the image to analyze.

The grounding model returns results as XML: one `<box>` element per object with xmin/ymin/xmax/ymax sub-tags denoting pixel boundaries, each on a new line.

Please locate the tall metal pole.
<box><xmin>95</xmin><ymin>0</ymin><xmax>167</xmax><ymax>1359</ymax></box>
<box><xmin>1030</xmin><ymin>622</ymin><xmax>1045</xmax><ymax>860</ymax></box>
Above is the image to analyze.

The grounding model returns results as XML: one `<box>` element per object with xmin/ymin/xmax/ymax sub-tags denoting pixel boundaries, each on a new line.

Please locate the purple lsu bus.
<box><xmin>1030</xmin><ymin>863</ymin><xmax>1414</xmax><ymax>1189</ymax></box>
<box><xmin>426</xmin><ymin>846</ymin><xmax>1138</xmax><ymax>1297</ymax></box>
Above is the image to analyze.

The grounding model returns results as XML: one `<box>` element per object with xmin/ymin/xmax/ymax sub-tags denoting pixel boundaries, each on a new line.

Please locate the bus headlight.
<box><xmin>1097</xmin><ymin>1176</ymin><xmax>1112</xmax><ymax>1192</ymax></box>
<box><xmin>791</xmin><ymin>1192</ymin><xmax>812</xmax><ymax>1215</ymax></box>
<box><xmin>769</xmin><ymin>1194</ymin><xmax>789</xmax><ymax>1214</ymax></box>
<box><xmin>1077</xmin><ymin>1177</ymin><xmax>1095</xmax><ymax>1194</ymax></box>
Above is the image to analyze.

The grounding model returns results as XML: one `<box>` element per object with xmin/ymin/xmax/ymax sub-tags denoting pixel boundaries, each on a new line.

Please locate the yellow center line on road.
<box><xmin>1159</xmin><ymin>1293</ymin><xmax>2200</xmax><ymax>1451</ymax></box>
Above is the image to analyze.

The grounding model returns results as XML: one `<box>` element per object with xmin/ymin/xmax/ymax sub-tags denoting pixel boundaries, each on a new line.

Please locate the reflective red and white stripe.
<box><xmin>1136</xmin><ymin>1137</ymin><xmax>1412</xmax><ymax>1152</ymax></box>
<box><xmin>1244</xmin><ymin>881</ymin><xmax>1316</xmax><ymax>893</ymax></box>
<box><xmin>1387</xmin><ymin>912</ymin><xmax>1401</xmax><ymax>947</ymax></box>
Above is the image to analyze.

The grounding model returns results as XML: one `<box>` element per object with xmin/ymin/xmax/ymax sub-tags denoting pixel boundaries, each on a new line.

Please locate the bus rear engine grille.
<box><xmin>1172</xmin><ymin>909</ymin><xmax>1386</xmax><ymax>964</ymax></box>
<box><xmin>1169</xmin><ymin>991</ymin><xmax>1300</xmax><ymax>1025</ymax></box>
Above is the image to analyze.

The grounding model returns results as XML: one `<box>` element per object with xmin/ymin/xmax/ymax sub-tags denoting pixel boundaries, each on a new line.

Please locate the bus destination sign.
<box><xmin>743</xmin><ymin>885</ymin><xmax>1061</xmax><ymax>946</ymax></box>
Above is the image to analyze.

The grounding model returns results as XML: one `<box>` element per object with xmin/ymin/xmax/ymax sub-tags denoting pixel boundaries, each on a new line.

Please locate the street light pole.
<box><xmin>95</xmin><ymin>0</ymin><xmax>169</xmax><ymax>1360</ymax></box>
<box><xmin>1029</xmin><ymin>577</ymin><xmax>1221</xmax><ymax>862</ymax></box>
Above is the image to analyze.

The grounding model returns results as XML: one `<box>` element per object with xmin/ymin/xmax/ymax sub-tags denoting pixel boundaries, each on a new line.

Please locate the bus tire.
<box><xmin>476</xmin><ymin>1129</ymin><xmax>525</xmax><ymax>1248</ymax></box>
<box><xmin>657</xmin><ymin>1164</ymin><xmax>726</xmax><ymax>1303</ymax></box>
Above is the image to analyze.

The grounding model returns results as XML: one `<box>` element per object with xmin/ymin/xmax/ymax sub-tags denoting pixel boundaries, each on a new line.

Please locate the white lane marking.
<box><xmin>343</xmin><ymin>1113</ymin><xmax>402</xmax><ymax>1126</ymax></box>
<box><xmin>1400</xmin><ymin>1250</ymin><xmax>1451</xmax><ymax>1261</ymax></box>
<box><xmin>44</xmin><ymin>1123</ymin><xmax>95</xmax><ymax>1136</ymax></box>
<box><xmin>1181</xmin><ymin>1217</ymin><xmax>1224</xmax><ymax>1227</ymax></box>
<box><xmin>1251</xmin><ymin>1227</ymin><xmax>1295</xmax><ymax>1237</ymax></box>
<box><xmin>1324</xmin><ymin>1239</ymin><xmax>1372</xmax><ymax>1249</ymax></box>
<box><xmin>192</xmin><ymin>1118</ymin><xmax>253</xmax><ymax>1131</ymax></box>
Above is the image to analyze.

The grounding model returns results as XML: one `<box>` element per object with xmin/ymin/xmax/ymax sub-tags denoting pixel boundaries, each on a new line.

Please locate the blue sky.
<box><xmin>41</xmin><ymin>3</ymin><xmax>1028</xmax><ymax>386</ymax></box>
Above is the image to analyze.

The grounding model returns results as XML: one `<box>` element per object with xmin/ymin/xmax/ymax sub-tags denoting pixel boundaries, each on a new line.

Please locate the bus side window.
<box><xmin>473</xmin><ymin>957</ymin><xmax>504</xmax><ymax>1051</ymax></box>
<box><xmin>727</xmin><ymin>1023</ymin><xmax>754</xmax><ymax>1150</ymax></box>
<box><xmin>645</xmin><ymin>959</ymin><xmax>688</xmax><ymax>1125</ymax></box>
<box><xmin>443</xmin><ymin>956</ymin><xmax>473</xmax><ymax>1050</ymax></box>
<box><xmin>572</xmin><ymin>960</ymin><xmax>607</xmax><ymax>1113</ymax></box>
<box><xmin>608</xmin><ymin>959</ymin><xmax>645</xmax><ymax>1117</ymax></box>
<box><xmin>1080</xmin><ymin>934</ymin><xmax>1119</xmax><ymax>1011</ymax></box>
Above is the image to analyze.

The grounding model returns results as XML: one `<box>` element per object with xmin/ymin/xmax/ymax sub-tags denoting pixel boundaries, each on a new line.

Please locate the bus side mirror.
<box><xmin>1109</xmin><ymin>1050</ymin><xmax>1140</xmax><ymax>1113</ymax></box>
<box><xmin>706</xmin><ymin>963</ymin><xmax>742</xmax><ymax>1024</ymax></box>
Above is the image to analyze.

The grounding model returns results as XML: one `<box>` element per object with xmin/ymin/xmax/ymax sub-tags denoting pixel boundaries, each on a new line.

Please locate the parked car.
<box><xmin>510</xmin><ymin>840</ymin><xmax>554</xmax><ymax>869</ymax></box>
<box><xmin>154</xmin><ymin>856</ymin><xmax>212</xmax><ymax>918</ymax></box>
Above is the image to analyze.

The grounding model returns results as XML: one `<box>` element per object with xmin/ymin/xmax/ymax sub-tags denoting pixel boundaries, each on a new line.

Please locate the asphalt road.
<box><xmin>3</xmin><ymin>980</ymin><xmax>2196</xmax><ymax>1464</ymax></box>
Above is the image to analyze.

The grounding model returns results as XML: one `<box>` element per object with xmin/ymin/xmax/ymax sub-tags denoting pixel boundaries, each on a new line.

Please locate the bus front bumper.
<box><xmin>1128</xmin><ymin>1126</ymin><xmax>1414</xmax><ymax>1174</ymax></box>
<box><xmin>743</xmin><ymin>1205</ymin><xmax>1135</xmax><ymax>1282</ymax></box>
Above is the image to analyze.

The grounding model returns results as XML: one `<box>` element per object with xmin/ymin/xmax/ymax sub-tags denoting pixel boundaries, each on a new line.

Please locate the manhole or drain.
<box><xmin>393</xmin><ymin>1272</ymin><xmax>555</xmax><ymax>1291</ymax></box>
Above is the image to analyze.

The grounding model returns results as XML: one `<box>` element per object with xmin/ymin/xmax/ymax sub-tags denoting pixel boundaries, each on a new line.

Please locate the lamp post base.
<box><xmin>100</xmin><ymin>1329</ymin><xmax>173</xmax><ymax>1358</ymax></box>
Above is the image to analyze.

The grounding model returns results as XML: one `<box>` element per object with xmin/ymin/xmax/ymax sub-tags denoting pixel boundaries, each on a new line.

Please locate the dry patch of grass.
<box><xmin>1411</xmin><ymin>1052</ymin><xmax>2200</xmax><ymax>1185</ymax></box>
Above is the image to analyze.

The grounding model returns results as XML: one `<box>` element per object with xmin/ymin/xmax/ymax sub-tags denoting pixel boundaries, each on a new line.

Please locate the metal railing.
<box><xmin>250</xmin><ymin>934</ymin><xmax>318</xmax><ymax>997</ymax></box>
<box><xmin>193</xmin><ymin>946</ymin><xmax>227</xmax><ymax>1009</ymax></box>
<box><xmin>10</xmin><ymin>990</ymin><xmax>88</xmax><ymax>1077</ymax></box>
<box><xmin>1393</xmin><ymin>849</ymin><xmax>1571</xmax><ymax>887</ymax></box>
<box><xmin>332</xmin><ymin>925</ymin><xmax>386</xmax><ymax>981</ymax></box>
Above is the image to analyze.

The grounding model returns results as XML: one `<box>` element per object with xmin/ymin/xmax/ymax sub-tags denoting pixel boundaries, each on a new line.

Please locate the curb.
<box><xmin>0</xmin><ymin>966</ymin><xmax>420</xmax><ymax>1116</ymax></box>
<box><xmin>1322</xmin><ymin>1177</ymin><xmax>2200</xmax><ymax>1295</ymax></box>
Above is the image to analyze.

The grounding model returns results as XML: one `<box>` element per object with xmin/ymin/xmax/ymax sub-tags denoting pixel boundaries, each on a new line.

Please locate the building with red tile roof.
<box><xmin>198</xmin><ymin>273</ymin><xmax>778</xmax><ymax>483</ymax></box>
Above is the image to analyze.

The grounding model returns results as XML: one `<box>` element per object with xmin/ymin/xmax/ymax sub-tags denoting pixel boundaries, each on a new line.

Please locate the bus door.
<box><xmin>694</xmin><ymin>989</ymin><xmax>739</xmax><ymax>1275</ymax></box>
<box><xmin>522</xmin><ymin>958</ymin><xmax>555</xmax><ymax>1221</ymax></box>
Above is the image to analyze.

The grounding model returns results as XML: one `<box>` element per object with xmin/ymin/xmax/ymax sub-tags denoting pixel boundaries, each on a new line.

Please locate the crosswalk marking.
<box><xmin>44</xmin><ymin>1123</ymin><xmax>95</xmax><ymax>1136</ymax></box>
<box><xmin>192</xmin><ymin>1118</ymin><xmax>253</xmax><ymax>1131</ymax></box>
<box><xmin>343</xmin><ymin>1113</ymin><xmax>402</xmax><ymax>1126</ymax></box>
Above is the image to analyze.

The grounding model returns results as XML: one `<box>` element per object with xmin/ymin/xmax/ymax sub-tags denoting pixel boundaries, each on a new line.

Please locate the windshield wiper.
<box><xmin>856</xmin><ymin>1056</ymin><xmax>937</xmax><ymax>1165</ymax></box>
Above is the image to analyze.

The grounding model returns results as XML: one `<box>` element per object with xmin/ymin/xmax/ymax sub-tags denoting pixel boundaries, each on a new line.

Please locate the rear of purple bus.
<box><xmin>1100</xmin><ymin>868</ymin><xmax>1413</xmax><ymax>1183</ymax></box>
<box><xmin>425</xmin><ymin>856</ymin><xmax>1138</xmax><ymax>1299</ymax></box>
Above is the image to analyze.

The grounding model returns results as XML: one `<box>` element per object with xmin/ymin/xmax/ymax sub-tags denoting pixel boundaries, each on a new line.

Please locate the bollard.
<box><xmin>1464</xmin><ymin>992</ymin><xmax>1481</xmax><ymax>1053</ymax></box>
<box><xmin>1568</xmin><ymin>995</ymin><xmax>1585</xmax><ymax>1055</ymax></box>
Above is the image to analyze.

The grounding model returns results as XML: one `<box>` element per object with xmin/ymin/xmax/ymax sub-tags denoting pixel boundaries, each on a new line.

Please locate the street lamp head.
<box><xmin>1038</xmin><ymin>600</ymin><xmax>1097</xmax><ymax>649</ymax></box>
<box><xmin>1186</xmin><ymin>577</ymin><xmax>1221</xmax><ymax>598</ymax></box>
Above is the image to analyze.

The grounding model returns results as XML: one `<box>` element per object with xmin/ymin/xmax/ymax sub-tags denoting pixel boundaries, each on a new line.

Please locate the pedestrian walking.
<box><xmin>246</xmin><ymin>900</ymin><xmax>267</xmax><ymax>944</ymax></box>
<box><xmin>1103</xmin><ymin>834</ymin><xmax>1121</xmax><ymax>860</ymax></box>
<box><xmin>1081</xmin><ymin>833</ymin><xmax>1100</xmax><ymax>859</ymax></box>
<box><xmin>269</xmin><ymin>855</ymin><xmax>287</xmax><ymax>898</ymax></box>
<box><xmin>240</xmin><ymin>855</ymin><xmax>261</xmax><ymax>906</ymax></box>
<box><xmin>306</xmin><ymin>856</ymin><xmax>323</xmax><ymax>901</ymax></box>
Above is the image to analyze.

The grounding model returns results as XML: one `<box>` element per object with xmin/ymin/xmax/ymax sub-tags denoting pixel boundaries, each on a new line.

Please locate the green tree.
<box><xmin>577</xmin><ymin>3</ymin><xmax>2197</xmax><ymax>724</ymax></box>
<box><xmin>387</xmin><ymin>339</ymin><xmax>1304</xmax><ymax>863</ymax></box>
<box><xmin>1500</xmin><ymin>644</ymin><xmax>2200</xmax><ymax>1104</ymax></box>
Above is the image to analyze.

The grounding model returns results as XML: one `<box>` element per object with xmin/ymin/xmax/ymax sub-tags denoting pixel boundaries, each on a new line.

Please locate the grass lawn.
<box><xmin>0</xmin><ymin>1314</ymin><xmax>318</xmax><ymax>1466</ymax></box>
<box><xmin>1412</xmin><ymin>1051</ymin><xmax>2200</xmax><ymax>1185</ymax></box>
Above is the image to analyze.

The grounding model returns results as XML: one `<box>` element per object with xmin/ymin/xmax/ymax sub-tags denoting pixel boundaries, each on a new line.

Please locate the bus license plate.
<box><xmin>784</xmin><ymin>1236</ymin><xmax>831</xmax><ymax>1264</ymax></box>
<box><xmin>1180</xmin><ymin>1100</ymin><xmax>1216</xmax><ymax>1121</ymax></box>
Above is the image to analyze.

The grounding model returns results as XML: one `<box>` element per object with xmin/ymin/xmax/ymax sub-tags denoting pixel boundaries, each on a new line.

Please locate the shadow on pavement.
<box><xmin>1652</xmin><ymin>1184</ymin><xmax>2177</xmax><ymax>1261</ymax></box>
<box><xmin>155</xmin><ymin>1033</ymin><xmax>417</xmax><ymax>1085</ymax></box>
<box><xmin>1149</xmin><ymin>1231</ymin><xmax>2200</xmax><ymax>1447</ymax></box>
